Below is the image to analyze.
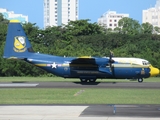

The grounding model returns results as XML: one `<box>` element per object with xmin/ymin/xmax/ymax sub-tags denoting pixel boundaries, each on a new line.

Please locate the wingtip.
<box><xmin>10</xmin><ymin>20</ymin><xmax>20</xmax><ymax>23</ymax></box>
<box><xmin>78</xmin><ymin>56</ymin><xmax>92</xmax><ymax>58</ymax></box>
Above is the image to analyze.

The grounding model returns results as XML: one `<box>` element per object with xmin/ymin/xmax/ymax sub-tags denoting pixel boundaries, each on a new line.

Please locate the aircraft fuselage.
<box><xmin>25</xmin><ymin>53</ymin><xmax>158</xmax><ymax>82</ymax></box>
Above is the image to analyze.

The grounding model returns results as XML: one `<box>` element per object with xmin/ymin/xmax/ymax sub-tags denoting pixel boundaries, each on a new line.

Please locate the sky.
<box><xmin>0</xmin><ymin>0</ymin><xmax>157</xmax><ymax>28</ymax></box>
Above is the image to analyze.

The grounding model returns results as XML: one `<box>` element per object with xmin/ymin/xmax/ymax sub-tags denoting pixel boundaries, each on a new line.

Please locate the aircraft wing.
<box><xmin>70</xmin><ymin>56</ymin><xmax>110</xmax><ymax>65</ymax></box>
<box><xmin>70</xmin><ymin>57</ymin><xmax>97</xmax><ymax>65</ymax></box>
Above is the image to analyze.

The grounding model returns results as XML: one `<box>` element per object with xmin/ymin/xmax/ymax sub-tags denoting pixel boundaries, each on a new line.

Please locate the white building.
<box><xmin>142</xmin><ymin>0</ymin><xmax>160</xmax><ymax>27</ymax></box>
<box><xmin>98</xmin><ymin>10</ymin><xmax>129</xmax><ymax>30</ymax></box>
<box><xmin>43</xmin><ymin>0</ymin><xmax>78</xmax><ymax>28</ymax></box>
<box><xmin>0</xmin><ymin>8</ymin><xmax>28</xmax><ymax>23</ymax></box>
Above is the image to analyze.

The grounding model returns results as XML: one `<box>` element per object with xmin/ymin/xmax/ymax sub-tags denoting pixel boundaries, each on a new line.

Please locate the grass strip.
<box><xmin>0</xmin><ymin>88</ymin><xmax>160</xmax><ymax>104</ymax></box>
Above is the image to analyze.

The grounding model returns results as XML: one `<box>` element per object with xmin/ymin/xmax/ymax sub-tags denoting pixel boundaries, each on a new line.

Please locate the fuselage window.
<box><xmin>142</xmin><ymin>61</ymin><xmax>150</xmax><ymax>65</ymax></box>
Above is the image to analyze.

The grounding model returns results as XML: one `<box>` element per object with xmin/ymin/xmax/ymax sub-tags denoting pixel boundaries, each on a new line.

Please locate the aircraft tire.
<box><xmin>138</xmin><ymin>78</ymin><xmax>143</xmax><ymax>83</ymax></box>
<box><xmin>80</xmin><ymin>78</ymin><xmax>88</xmax><ymax>83</ymax></box>
<box><xmin>89</xmin><ymin>79</ymin><xmax>96</xmax><ymax>83</ymax></box>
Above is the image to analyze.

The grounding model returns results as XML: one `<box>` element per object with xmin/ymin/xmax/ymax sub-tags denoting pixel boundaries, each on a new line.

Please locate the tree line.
<box><xmin>0</xmin><ymin>14</ymin><xmax>160</xmax><ymax>76</ymax></box>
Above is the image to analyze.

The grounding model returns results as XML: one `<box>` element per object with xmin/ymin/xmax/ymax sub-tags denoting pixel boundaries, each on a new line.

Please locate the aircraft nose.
<box><xmin>149</xmin><ymin>66</ymin><xmax>160</xmax><ymax>77</ymax></box>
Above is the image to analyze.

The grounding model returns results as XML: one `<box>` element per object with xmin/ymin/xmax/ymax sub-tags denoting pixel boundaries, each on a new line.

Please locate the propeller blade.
<box><xmin>109</xmin><ymin>50</ymin><xmax>114</xmax><ymax>73</ymax></box>
<box><xmin>109</xmin><ymin>50</ymin><xmax>114</xmax><ymax>63</ymax></box>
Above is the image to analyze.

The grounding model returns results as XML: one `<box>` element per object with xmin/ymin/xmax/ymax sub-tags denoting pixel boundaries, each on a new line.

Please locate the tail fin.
<box><xmin>3</xmin><ymin>20</ymin><xmax>34</xmax><ymax>59</ymax></box>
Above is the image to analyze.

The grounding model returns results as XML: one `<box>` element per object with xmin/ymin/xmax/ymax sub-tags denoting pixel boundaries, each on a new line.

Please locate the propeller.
<box><xmin>109</xmin><ymin>50</ymin><xmax>114</xmax><ymax>63</ymax></box>
<box><xmin>109</xmin><ymin>50</ymin><xmax>114</xmax><ymax>72</ymax></box>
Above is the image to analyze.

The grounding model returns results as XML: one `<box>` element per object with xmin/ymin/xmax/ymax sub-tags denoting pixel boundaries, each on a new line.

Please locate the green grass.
<box><xmin>0</xmin><ymin>88</ymin><xmax>160</xmax><ymax>104</ymax></box>
<box><xmin>0</xmin><ymin>77</ymin><xmax>159</xmax><ymax>82</ymax></box>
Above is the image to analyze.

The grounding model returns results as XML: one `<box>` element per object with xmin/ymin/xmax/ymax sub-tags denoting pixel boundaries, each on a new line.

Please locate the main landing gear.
<box><xmin>138</xmin><ymin>78</ymin><xmax>143</xmax><ymax>83</ymax></box>
<box><xmin>80</xmin><ymin>78</ymin><xmax>96</xmax><ymax>83</ymax></box>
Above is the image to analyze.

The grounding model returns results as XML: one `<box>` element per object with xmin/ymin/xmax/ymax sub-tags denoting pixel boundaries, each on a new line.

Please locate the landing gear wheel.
<box><xmin>89</xmin><ymin>79</ymin><xmax>96</xmax><ymax>83</ymax></box>
<box><xmin>80</xmin><ymin>78</ymin><xmax>88</xmax><ymax>83</ymax></box>
<box><xmin>138</xmin><ymin>78</ymin><xmax>143</xmax><ymax>83</ymax></box>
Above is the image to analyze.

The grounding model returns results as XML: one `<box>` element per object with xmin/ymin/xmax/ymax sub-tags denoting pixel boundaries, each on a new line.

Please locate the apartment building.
<box><xmin>98</xmin><ymin>10</ymin><xmax>129</xmax><ymax>30</ymax></box>
<box><xmin>0</xmin><ymin>8</ymin><xmax>28</xmax><ymax>23</ymax></box>
<box><xmin>142</xmin><ymin>0</ymin><xmax>160</xmax><ymax>27</ymax></box>
<box><xmin>44</xmin><ymin>0</ymin><xmax>78</xmax><ymax>29</ymax></box>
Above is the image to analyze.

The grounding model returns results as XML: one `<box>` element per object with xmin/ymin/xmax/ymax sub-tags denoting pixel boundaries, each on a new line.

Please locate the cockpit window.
<box><xmin>142</xmin><ymin>61</ymin><xmax>150</xmax><ymax>65</ymax></box>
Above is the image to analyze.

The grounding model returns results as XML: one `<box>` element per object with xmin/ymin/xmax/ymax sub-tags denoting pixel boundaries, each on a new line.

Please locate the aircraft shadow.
<box><xmin>12</xmin><ymin>81</ymin><xmax>28</xmax><ymax>83</ymax></box>
<box><xmin>73</xmin><ymin>81</ymin><xmax>118</xmax><ymax>85</ymax></box>
<box><xmin>73</xmin><ymin>82</ymin><xmax>101</xmax><ymax>85</ymax></box>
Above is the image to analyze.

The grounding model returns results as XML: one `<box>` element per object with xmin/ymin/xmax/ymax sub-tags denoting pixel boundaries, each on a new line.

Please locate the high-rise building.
<box><xmin>0</xmin><ymin>8</ymin><xmax>28</xmax><ymax>23</ymax></box>
<box><xmin>43</xmin><ymin>0</ymin><xmax>78</xmax><ymax>29</ymax></box>
<box><xmin>98</xmin><ymin>10</ymin><xmax>129</xmax><ymax>30</ymax></box>
<box><xmin>142</xmin><ymin>0</ymin><xmax>160</xmax><ymax>27</ymax></box>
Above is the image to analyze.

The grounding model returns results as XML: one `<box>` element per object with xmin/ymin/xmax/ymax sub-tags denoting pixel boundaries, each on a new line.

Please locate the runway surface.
<box><xmin>0</xmin><ymin>81</ymin><xmax>160</xmax><ymax>88</ymax></box>
<box><xmin>0</xmin><ymin>105</ymin><xmax>160</xmax><ymax>120</ymax></box>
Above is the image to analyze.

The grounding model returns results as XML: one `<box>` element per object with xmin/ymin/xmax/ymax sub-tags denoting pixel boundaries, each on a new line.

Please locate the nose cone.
<box><xmin>150</xmin><ymin>66</ymin><xmax>160</xmax><ymax>77</ymax></box>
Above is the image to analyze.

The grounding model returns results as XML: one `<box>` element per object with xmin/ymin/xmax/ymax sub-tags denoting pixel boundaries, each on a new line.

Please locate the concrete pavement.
<box><xmin>0</xmin><ymin>105</ymin><xmax>160</xmax><ymax>120</ymax></box>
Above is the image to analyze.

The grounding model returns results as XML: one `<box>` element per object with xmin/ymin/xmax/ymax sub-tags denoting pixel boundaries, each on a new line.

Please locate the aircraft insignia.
<box><xmin>13</xmin><ymin>36</ymin><xmax>27</xmax><ymax>52</ymax></box>
<box><xmin>51</xmin><ymin>62</ymin><xmax>57</xmax><ymax>68</ymax></box>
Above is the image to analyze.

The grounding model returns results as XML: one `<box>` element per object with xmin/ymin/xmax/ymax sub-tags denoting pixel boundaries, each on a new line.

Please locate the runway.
<box><xmin>0</xmin><ymin>81</ymin><xmax>160</xmax><ymax>88</ymax></box>
<box><xmin>0</xmin><ymin>105</ymin><xmax>160</xmax><ymax>120</ymax></box>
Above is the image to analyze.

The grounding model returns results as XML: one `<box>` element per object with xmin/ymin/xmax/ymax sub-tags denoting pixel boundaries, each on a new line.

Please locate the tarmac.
<box><xmin>0</xmin><ymin>81</ymin><xmax>160</xmax><ymax>88</ymax></box>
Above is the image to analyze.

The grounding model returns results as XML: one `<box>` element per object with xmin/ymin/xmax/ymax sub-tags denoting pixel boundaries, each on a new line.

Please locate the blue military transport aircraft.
<box><xmin>3</xmin><ymin>20</ymin><xmax>160</xmax><ymax>83</ymax></box>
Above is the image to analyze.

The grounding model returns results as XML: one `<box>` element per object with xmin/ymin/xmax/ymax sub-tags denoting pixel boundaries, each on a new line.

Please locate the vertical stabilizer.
<box><xmin>3</xmin><ymin>20</ymin><xmax>34</xmax><ymax>59</ymax></box>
